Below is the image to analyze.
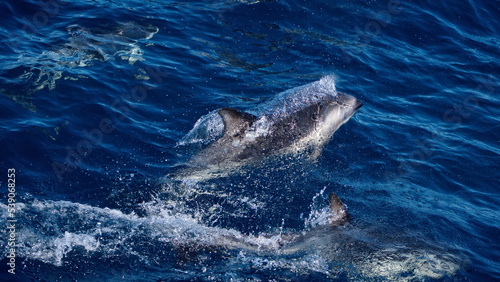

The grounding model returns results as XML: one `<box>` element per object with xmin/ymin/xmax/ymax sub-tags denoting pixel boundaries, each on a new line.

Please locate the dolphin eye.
<box><xmin>311</xmin><ymin>104</ymin><xmax>321</xmax><ymax>121</ymax></box>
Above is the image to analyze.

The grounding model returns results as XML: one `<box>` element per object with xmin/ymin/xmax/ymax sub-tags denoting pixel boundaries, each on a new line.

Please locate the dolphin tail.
<box><xmin>328</xmin><ymin>193</ymin><xmax>349</xmax><ymax>226</ymax></box>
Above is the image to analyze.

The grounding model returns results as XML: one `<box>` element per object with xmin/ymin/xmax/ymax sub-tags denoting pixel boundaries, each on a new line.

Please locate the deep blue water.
<box><xmin>1</xmin><ymin>0</ymin><xmax>499</xmax><ymax>280</ymax></box>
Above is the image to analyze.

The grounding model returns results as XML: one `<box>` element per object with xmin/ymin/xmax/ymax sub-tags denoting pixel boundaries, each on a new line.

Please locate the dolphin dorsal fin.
<box><xmin>218</xmin><ymin>108</ymin><xmax>257</xmax><ymax>137</ymax></box>
<box><xmin>328</xmin><ymin>193</ymin><xmax>348</xmax><ymax>226</ymax></box>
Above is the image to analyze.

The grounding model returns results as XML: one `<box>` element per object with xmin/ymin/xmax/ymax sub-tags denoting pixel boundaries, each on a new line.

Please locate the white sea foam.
<box><xmin>0</xmin><ymin>196</ymin><xmax>462</xmax><ymax>279</ymax></box>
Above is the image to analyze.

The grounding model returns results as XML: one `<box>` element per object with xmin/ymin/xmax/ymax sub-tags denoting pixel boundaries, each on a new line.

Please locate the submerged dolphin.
<box><xmin>173</xmin><ymin>76</ymin><xmax>362</xmax><ymax>180</ymax></box>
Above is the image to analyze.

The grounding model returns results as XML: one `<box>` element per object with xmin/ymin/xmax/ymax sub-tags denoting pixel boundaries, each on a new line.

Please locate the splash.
<box><xmin>0</xmin><ymin>191</ymin><xmax>462</xmax><ymax>280</ymax></box>
<box><xmin>177</xmin><ymin>109</ymin><xmax>225</xmax><ymax>146</ymax></box>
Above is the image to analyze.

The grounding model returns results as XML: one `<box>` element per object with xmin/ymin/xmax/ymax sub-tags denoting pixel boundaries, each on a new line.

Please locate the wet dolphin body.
<box><xmin>213</xmin><ymin>192</ymin><xmax>349</xmax><ymax>251</ymax></box>
<box><xmin>161</xmin><ymin>79</ymin><xmax>461</xmax><ymax>279</ymax></box>
<box><xmin>173</xmin><ymin>76</ymin><xmax>362</xmax><ymax>180</ymax></box>
<box><xmin>165</xmin><ymin>77</ymin><xmax>360</xmax><ymax>262</ymax></box>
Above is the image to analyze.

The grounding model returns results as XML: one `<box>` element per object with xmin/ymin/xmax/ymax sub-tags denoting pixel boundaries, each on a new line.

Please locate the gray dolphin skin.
<box><xmin>183</xmin><ymin>76</ymin><xmax>362</xmax><ymax>172</ymax></box>
<box><xmin>161</xmin><ymin>79</ymin><xmax>461</xmax><ymax>279</ymax></box>
<box><xmin>164</xmin><ymin>76</ymin><xmax>360</xmax><ymax>229</ymax></box>
<box><xmin>165</xmin><ymin>77</ymin><xmax>362</xmax><ymax>224</ymax></box>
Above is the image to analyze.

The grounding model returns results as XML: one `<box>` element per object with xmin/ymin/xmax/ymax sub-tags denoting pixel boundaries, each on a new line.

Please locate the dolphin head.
<box><xmin>313</xmin><ymin>92</ymin><xmax>362</xmax><ymax>143</ymax></box>
<box><xmin>328</xmin><ymin>92</ymin><xmax>363</xmax><ymax>121</ymax></box>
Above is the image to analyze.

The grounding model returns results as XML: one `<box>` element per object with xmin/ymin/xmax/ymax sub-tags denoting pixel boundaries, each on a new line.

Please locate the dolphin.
<box><xmin>171</xmin><ymin>76</ymin><xmax>362</xmax><ymax>181</ymax></box>
<box><xmin>210</xmin><ymin>192</ymin><xmax>349</xmax><ymax>250</ymax></box>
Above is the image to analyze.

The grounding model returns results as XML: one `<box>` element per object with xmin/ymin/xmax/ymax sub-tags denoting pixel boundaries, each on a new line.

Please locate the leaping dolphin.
<box><xmin>171</xmin><ymin>76</ymin><xmax>362</xmax><ymax>181</ymax></box>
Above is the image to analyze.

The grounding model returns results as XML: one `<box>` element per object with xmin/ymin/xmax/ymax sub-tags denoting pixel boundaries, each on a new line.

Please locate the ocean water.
<box><xmin>0</xmin><ymin>0</ymin><xmax>499</xmax><ymax>281</ymax></box>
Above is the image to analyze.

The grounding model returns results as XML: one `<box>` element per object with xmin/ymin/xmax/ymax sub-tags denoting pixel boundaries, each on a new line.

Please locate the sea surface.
<box><xmin>0</xmin><ymin>0</ymin><xmax>499</xmax><ymax>281</ymax></box>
